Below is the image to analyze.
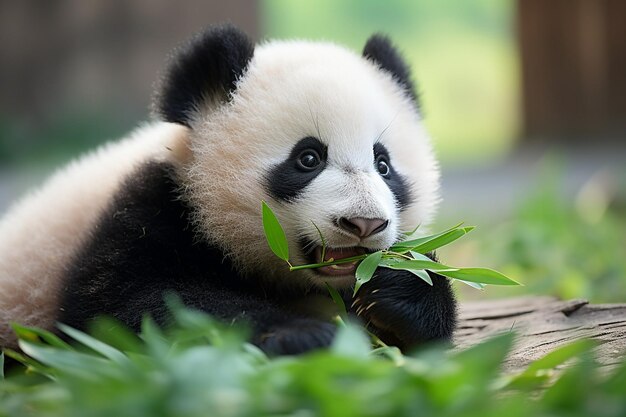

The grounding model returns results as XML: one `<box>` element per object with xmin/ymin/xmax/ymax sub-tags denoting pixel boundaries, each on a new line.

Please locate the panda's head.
<box><xmin>155</xmin><ymin>25</ymin><xmax>439</xmax><ymax>290</ymax></box>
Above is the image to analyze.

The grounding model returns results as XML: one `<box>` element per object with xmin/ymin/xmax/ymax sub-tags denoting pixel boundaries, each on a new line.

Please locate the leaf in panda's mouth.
<box><xmin>260</xmin><ymin>202</ymin><xmax>521</xmax><ymax>293</ymax></box>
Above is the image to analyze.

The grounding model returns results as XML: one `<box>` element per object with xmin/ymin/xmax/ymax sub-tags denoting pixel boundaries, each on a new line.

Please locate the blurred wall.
<box><xmin>518</xmin><ymin>0</ymin><xmax>626</xmax><ymax>142</ymax></box>
<box><xmin>0</xmin><ymin>1</ymin><xmax>259</xmax><ymax>131</ymax></box>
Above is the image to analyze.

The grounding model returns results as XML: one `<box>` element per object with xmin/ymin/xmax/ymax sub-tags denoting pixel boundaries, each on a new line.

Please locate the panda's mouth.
<box><xmin>305</xmin><ymin>244</ymin><xmax>371</xmax><ymax>277</ymax></box>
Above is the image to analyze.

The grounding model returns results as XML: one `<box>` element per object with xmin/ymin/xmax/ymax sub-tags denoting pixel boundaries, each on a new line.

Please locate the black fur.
<box><xmin>59</xmin><ymin>162</ymin><xmax>331</xmax><ymax>355</ymax></box>
<box><xmin>362</xmin><ymin>34</ymin><xmax>418</xmax><ymax>105</ymax></box>
<box><xmin>349</xmin><ymin>264</ymin><xmax>457</xmax><ymax>351</ymax></box>
<box><xmin>266</xmin><ymin>136</ymin><xmax>328</xmax><ymax>202</ymax></box>
<box><xmin>374</xmin><ymin>142</ymin><xmax>412</xmax><ymax>210</ymax></box>
<box><xmin>154</xmin><ymin>24</ymin><xmax>255</xmax><ymax>127</ymax></box>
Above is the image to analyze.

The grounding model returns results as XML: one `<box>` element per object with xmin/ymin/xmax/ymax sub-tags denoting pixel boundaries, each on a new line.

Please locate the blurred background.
<box><xmin>1</xmin><ymin>0</ymin><xmax>625</xmax><ymax>302</ymax></box>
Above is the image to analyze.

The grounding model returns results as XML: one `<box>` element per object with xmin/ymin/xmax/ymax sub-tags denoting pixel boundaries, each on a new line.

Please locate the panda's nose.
<box><xmin>336</xmin><ymin>217</ymin><xmax>389</xmax><ymax>238</ymax></box>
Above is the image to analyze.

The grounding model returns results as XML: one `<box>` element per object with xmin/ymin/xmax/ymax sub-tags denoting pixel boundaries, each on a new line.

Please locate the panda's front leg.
<box><xmin>254</xmin><ymin>318</ymin><xmax>337</xmax><ymax>356</ymax></box>
<box><xmin>351</xmin><ymin>266</ymin><xmax>457</xmax><ymax>351</ymax></box>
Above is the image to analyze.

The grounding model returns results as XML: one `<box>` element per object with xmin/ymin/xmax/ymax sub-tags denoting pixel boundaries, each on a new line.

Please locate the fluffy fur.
<box><xmin>0</xmin><ymin>123</ymin><xmax>189</xmax><ymax>347</ymax></box>
<box><xmin>0</xmin><ymin>25</ymin><xmax>455</xmax><ymax>354</ymax></box>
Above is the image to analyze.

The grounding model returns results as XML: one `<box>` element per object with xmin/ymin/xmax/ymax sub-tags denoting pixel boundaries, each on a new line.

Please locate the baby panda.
<box><xmin>0</xmin><ymin>24</ymin><xmax>456</xmax><ymax>354</ymax></box>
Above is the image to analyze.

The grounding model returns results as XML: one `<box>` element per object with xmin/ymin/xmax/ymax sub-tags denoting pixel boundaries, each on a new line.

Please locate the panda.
<box><xmin>0</xmin><ymin>24</ymin><xmax>456</xmax><ymax>354</ymax></box>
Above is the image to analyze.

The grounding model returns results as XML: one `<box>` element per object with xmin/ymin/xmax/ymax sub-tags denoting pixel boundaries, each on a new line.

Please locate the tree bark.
<box><xmin>456</xmin><ymin>296</ymin><xmax>626</xmax><ymax>372</ymax></box>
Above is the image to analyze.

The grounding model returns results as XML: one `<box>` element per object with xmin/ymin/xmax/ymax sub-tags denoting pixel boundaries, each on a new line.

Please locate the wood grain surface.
<box><xmin>455</xmin><ymin>296</ymin><xmax>626</xmax><ymax>372</ymax></box>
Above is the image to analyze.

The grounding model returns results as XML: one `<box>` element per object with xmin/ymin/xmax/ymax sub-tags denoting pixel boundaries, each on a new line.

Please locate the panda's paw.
<box><xmin>352</xmin><ymin>267</ymin><xmax>457</xmax><ymax>351</ymax></box>
<box><xmin>255</xmin><ymin>318</ymin><xmax>336</xmax><ymax>355</ymax></box>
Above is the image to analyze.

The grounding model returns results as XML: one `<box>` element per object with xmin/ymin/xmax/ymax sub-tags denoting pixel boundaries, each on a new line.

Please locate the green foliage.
<box><xmin>2</xmin><ymin>306</ymin><xmax>625</xmax><ymax>417</ymax></box>
<box><xmin>462</xmin><ymin>168</ymin><xmax>626</xmax><ymax>303</ymax></box>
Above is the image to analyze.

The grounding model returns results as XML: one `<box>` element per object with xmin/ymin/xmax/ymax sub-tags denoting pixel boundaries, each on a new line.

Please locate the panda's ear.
<box><xmin>362</xmin><ymin>34</ymin><xmax>418</xmax><ymax>104</ymax></box>
<box><xmin>154</xmin><ymin>24</ymin><xmax>255</xmax><ymax>127</ymax></box>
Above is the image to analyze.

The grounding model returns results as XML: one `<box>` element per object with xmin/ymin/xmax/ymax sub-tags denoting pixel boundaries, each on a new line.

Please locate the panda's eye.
<box><xmin>296</xmin><ymin>149</ymin><xmax>322</xmax><ymax>171</ymax></box>
<box><xmin>376</xmin><ymin>155</ymin><xmax>391</xmax><ymax>177</ymax></box>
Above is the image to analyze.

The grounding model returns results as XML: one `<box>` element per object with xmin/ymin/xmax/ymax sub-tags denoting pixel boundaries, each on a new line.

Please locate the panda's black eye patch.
<box><xmin>373</xmin><ymin>142</ymin><xmax>412</xmax><ymax>210</ymax></box>
<box><xmin>266</xmin><ymin>137</ymin><xmax>327</xmax><ymax>202</ymax></box>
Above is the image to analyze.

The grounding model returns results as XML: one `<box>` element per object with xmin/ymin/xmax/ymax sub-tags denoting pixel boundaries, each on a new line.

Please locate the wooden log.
<box><xmin>455</xmin><ymin>296</ymin><xmax>626</xmax><ymax>372</ymax></box>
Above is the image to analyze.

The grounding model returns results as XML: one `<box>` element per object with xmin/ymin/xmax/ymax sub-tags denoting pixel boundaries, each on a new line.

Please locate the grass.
<box><xmin>1</xmin><ymin>300</ymin><xmax>625</xmax><ymax>417</ymax></box>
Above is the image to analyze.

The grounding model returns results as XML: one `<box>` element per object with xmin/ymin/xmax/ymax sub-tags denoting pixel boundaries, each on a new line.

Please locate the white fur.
<box><xmin>0</xmin><ymin>122</ymin><xmax>189</xmax><ymax>347</ymax></box>
<box><xmin>181</xmin><ymin>40</ymin><xmax>440</xmax><ymax>290</ymax></box>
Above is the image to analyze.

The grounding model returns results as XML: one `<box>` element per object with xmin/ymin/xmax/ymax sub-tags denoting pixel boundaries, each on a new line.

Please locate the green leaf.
<box><xmin>18</xmin><ymin>340</ymin><xmax>121</xmax><ymax>379</ymax></box>
<box><xmin>354</xmin><ymin>250</ymin><xmax>383</xmax><ymax>295</ymax></box>
<box><xmin>325</xmin><ymin>282</ymin><xmax>348</xmax><ymax>320</ymax></box>
<box><xmin>312</xmin><ymin>220</ymin><xmax>327</xmax><ymax>262</ymax></box>
<box><xmin>409</xmin><ymin>251</ymin><xmax>433</xmax><ymax>261</ymax></box>
<box><xmin>378</xmin><ymin>256</ymin><xmax>403</xmax><ymax>266</ymax></box>
<box><xmin>381</xmin><ymin>257</ymin><xmax>447</xmax><ymax>285</ymax></box>
<box><xmin>3</xmin><ymin>348</ymin><xmax>53</xmax><ymax>376</ymax></box>
<box><xmin>407</xmin><ymin>269</ymin><xmax>433</xmax><ymax>286</ymax></box>
<box><xmin>390</xmin><ymin>223</ymin><xmax>463</xmax><ymax>249</ymax></box>
<box><xmin>0</xmin><ymin>351</ymin><xmax>4</xmax><ymax>380</ymax></box>
<box><xmin>331</xmin><ymin>323</ymin><xmax>371</xmax><ymax>358</ymax></box>
<box><xmin>57</xmin><ymin>323</ymin><xmax>130</xmax><ymax>365</ymax></box>
<box><xmin>89</xmin><ymin>316</ymin><xmax>144</xmax><ymax>353</ymax></box>
<box><xmin>370</xmin><ymin>345</ymin><xmax>405</xmax><ymax>365</ymax></box>
<box><xmin>390</xmin><ymin>223</ymin><xmax>473</xmax><ymax>254</ymax></box>
<box><xmin>457</xmin><ymin>280</ymin><xmax>486</xmax><ymax>290</ymax></box>
<box><xmin>524</xmin><ymin>339</ymin><xmax>595</xmax><ymax>375</ymax></box>
<box><xmin>437</xmin><ymin>268</ymin><xmax>520</xmax><ymax>286</ymax></box>
<box><xmin>503</xmin><ymin>339</ymin><xmax>596</xmax><ymax>391</ymax></box>
<box><xmin>411</xmin><ymin>227</ymin><xmax>474</xmax><ymax>254</ymax></box>
<box><xmin>402</xmin><ymin>224</ymin><xmax>421</xmax><ymax>237</ymax></box>
<box><xmin>381</xmin><ymin>259</ymin><xmax>455</xmax><ymax>271</ymax></box>
<box><xmin>11</xmin><ymin>322</ymin><xmax>73</xmax><ymax>349</ymax></box>
<box><xmin>408</xmin><ymin>251</ymin><xmax>433</xmax><ymax>286</ymax></box>
<box><xmin>261</xmin><ymin>201</ymin><xmax>289</xmax><ymax>262</ymax></box>
<box><xmin>140</xmin><ymin>315</ymin><xmax>169</xmax><ymax>358</ymax></box>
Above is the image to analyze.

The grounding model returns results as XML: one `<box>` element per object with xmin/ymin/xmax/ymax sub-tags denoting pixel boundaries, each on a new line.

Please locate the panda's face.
<box><xmin>180</xmin><ymin>40</ymin><xmax>439</xmax><ymax>290</ymax></box>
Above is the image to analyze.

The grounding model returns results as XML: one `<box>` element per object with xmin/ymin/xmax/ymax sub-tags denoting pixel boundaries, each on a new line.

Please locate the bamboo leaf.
<box><xmin>411</xmin><ymin>227</ymin><xmax>475</xmax><ymax>254</ymax></box>
<box><xmin>389</xmin><ymin>222</ymin><xmax>464</xmax><ymax>252</ymax></box>
<box><xmin>523</xmin><ymin>339</ymin><xmax>595</xmax><ymax>375</ymax></box>
<box><xmin>57</xmin><ymin>323</ymin><xmax>130</xmax><ymax>365</ymax></box>
<box><xmin>407</xmin><ymin>269</ymin><xmax>433</xmax><ymax>286</ymax></box>
<box><xmin>18</xmin><ymin>340</ymin><xmax>121</xmax><ymax>379</ymax></box>
<box><xmin>379</xmin><ymin>257</ymin><xmax>403</xmax><ymax>266</ymax></box>
<box><xmin>392</xmin><ymin>225</ymin><xmax>474</xmax><ymax>254</ymax></box>
<box><xmin>261</xmin><ymin>201</ymin><xmax>289</xmax><ymax>262</ymax></box>
<box><xmin>3</xmin><ymin>348</ymin><xmax>53</xmax><ymax>376</ymax></box>
<box><xmin>458</xmin><ymin>280</ymin><xmax>486</xmax><ymax>290</ymax></box>
<box><xmin>11</xmin><ymin>322</ymin><xmax>73</xmax><ymax>350</ymax></box>
<box><xmin>437</xmin><ymin>268</ymin><xmax>520</xmax><ymax>286</ymax></box>
<box><xmin>402</xmin><ymin>224</ymin><xmax>421</xmax><ymax>237</ymax></box>
<box><xmin>312</xmin><ymin>221</ymin><xmax>327</xmax><ymax>262</ymax></box>
<box><xmin>325</xmin><ymin>282</ymin><xmax>348</xmax><ymax>320</ymax></box>
<box><xmin>381</xmin><ymin>259</ymin><xmax>456</xmax><ymax>271</ymax></box>
<box><xmin>409</xmin><ymin>251</ymin><xmax>433</xmax><ymax>261</ymax></box>
<box><xmin>354</xmin><ymin>250</ymin><xmax>383</xmax><ymax>295</ymax></box>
